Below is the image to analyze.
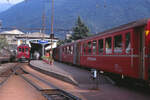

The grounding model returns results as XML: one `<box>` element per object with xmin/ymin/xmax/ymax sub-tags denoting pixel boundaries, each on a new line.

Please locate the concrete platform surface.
<box><xmin>30</xmin><ymin>60</ymin><xmax>95</xmax><ymax>86</ymax></box>
<box><xmin>0</xmin><ymin>75</ymin><xmax>45</xmax><ymax>100</ymax></box>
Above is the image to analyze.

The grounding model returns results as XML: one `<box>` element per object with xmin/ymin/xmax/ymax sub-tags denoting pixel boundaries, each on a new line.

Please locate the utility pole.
<box><xmin>42</xmin><ymin>10</ymin><xmax>46</xmax><ymax>38</ymax></box>
<box><xmin>51</xmin><ymin>0</ymin><xmax>54</xmax><ymax>35</ymax></box>
<box><xmin>0</xmin><ymin>20</ymin><xmax>2</xmax><ymax>31</ymax></box>
<box><xmin>49</xmin><ymin>0</ymin><xmax>54</xmax><ymax>65</ymax></box>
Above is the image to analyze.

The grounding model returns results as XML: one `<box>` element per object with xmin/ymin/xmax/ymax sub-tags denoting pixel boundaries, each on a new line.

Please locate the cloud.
<box><xmin>0</xmin><ymin>0</ymin><xmax>23</xmax><ymax>4</ymax></box>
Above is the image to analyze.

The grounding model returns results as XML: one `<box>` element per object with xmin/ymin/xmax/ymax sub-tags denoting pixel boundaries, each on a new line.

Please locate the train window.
<box><xmin>92</xmin><ymin>40</ymin><xmax>97</xmax><ymax>55</ymax></box>
<box><xmin>88</xmin><ymin>42</ymin><xmax>92</xmax><ymax>54</ymax></box>
<box><xmin>114</xmin><ymin>35</ymin><xmax>122</xmax><ymax>53</ymax></box>
<box><xmin>69</xmin><ymin>46</ymin><xmax>71</xmax><ymax>54</ymax></box>
<box><xmin>19</xmin><ymin>48</ymin><xmax>21</xmax><ymax>52</ymax></box>
<box><xmin>98</xmin><ymin>39</ymin><xmax>103</xmax><ymax>53</ymax></box>
<box><xmin>83</xmin><ymin>43</ymin><xmax>87</xmax><ymax>55</ymax></box>
<box><xmin>67</xmin><ymin>46</ymin><xmax>69</xmax><ymax>54</ymax></box>
<box><xmin>105</xmin><ymin>37</ymin><xmax>112</xmax><ymax>54</ymax></box>
<box><xmin>25</xmin><ymin>48</ymin><xmax>28</xmax><ymax>52</ymax></box>
<box><xmin>63</xmin><ymin>47</ymin><xmax>66</xmax><ymax>54</ymax></box>
<box><xmin>22</xmin><ymin>48</ymin><xmax>24</xmax><ymax>52</ymax></box>
<box><xmin>125</xmin><ymin>32</ymin><xmax>131</xmax><ymax>53</ymax></box>
<box><xmin>71</xmin><ymin>46</ymin><xmax>73</xmax><ymax>54</ymax></box>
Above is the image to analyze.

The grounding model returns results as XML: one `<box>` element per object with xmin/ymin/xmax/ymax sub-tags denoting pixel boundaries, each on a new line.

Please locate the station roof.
<box><xmin>0</xmin><ymin>29</ymin><xmax>24</xmax><ymax>35</ymax></box>
<box><xmin>16</xmin><ymin>32</ymin><xmax>59</xmax><ymax>40</ymax></box>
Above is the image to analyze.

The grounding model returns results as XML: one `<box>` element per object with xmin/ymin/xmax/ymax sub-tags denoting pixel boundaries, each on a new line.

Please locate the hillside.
<box><xmin>0</xmin><ymin>0</ymin><xmax>150</xmax><ymax>38</ymax></box>
<box><xmin>0</xmin><ymin>3</ymin><xmax>12</xmax><ymax>13</ymax></box>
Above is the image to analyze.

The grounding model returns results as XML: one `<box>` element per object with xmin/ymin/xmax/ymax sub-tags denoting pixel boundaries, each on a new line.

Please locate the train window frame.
<box><xmin>105</xmin><ymin>37</ymin><xmax>112</xmax><ymax>54</ymax></box>
<box><xmin>98</xmin><ymin>39</ymin><xmax>104</xmax><ymax>54</ymax></box>
<box><xmin>83</xmin><ymin>43</ymin><xmax>87</xmax><ymax>55</ymax></box>
<box><xmin>114</xmin><ymin>34</ymin><xmax>123</xmax><ymax>53</ymax></box>
<box><xmin>63</xmin><ymin>47</ymin><xmax>65</xmax><ymax>54</ymax></box>
<box><xmin>70</xmin><ymin>45</ymin><xmax>73</xmax><ymax>55</ymax></box>
<box><xmin>125</xmin><ymin>32</ymin><xmax>131</xmax><ymax>54</ymax></box>
<box><xmin>22</xmin><ymin>48</ymin><xmax>24</xmax><ymax>52</ymax></box>
<box><xmin>92</xmin><ymin>40</ymin><xmax>97</xmax><ymax>55</ymax></box>
<box><xmin>25</xmin><ymin>48</ymin><xmax>28</xmax><ymax>52</ymax></box>
<box><xmin>19</xmin><ymin>48</ymin><xmax>22</xmax><ymax>52</ymax></box>
<box><xmin>88</xmin><ymin>41</ymin><xmax>92</xmax><ymax>55</ymax></box>
<box><xmin>67</xmin><ymin>46</ymin><xmax>69</xmax><ymax>55</ymax></box>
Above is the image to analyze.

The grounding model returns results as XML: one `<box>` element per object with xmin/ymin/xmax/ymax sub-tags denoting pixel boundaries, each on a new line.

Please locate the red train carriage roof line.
<box><xmin>60</xmin><ymin>18</ymin><xmax>149</xmax><ymax>47</ymax></box>
<box><xmin>80</xmin><ymin>18</ymin><xmax>149</xmax><ymax>41</ymax></box>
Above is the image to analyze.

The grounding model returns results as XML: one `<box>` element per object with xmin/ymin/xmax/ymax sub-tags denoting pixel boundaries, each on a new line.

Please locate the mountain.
<box><xmin>0</xmin><ymin>3</ymin><xmax>12</xmax><ymax>13</ymax></box>
<box><xmin>0</xmin><ymin>0</ymin><xmax>150</xmax><ymax>39</ymax></box>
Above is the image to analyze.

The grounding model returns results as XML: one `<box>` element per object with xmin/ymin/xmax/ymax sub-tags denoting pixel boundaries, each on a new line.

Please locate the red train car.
<box><xmin>54</xmin><ymin>19</ymin><xmax>150</xmax><ymax>82</ymax></box>
<box><xmin>17</xmin><ymin>44</ymin><xmax>30</xmax><ymax>62</ymax></box>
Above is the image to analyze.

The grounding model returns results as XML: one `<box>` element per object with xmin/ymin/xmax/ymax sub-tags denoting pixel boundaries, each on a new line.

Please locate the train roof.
<box><xmin>59</xmin><ymin>18</ymin><xmax>149</xmax><ymax>47</ymax></box>
<box><xmin>80</xmin><ymin>18</ymin><xmax>149</xmax><ymax>41</ymax></box>
<box><xmin>17</xmin><ymin>44</ymin><xmax>30</xmax><ymax>47</ymax></box>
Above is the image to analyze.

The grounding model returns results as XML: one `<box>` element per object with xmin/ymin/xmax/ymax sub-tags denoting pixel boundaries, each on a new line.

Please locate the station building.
<box><xmin>16</xmin><ymin>32</ymin><xmax>59</xmax><ymax>58</ymax></box>
<box><xmin>0</xmin><ymin>29</ymin><xmax>25</xmax><ymax>50</ymax></box>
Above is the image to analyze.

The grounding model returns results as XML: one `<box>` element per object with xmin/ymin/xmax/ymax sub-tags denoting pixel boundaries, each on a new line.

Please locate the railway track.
<box><xmin>0</xmin><ymin>63</ymin><xmax>81</xmax><ymax>100</ymax></box>
<box><xmin>19</xmin><ymin>68</ymin><xmax>81</xmax><ymax>100</ymax></box>
<box><xmin>0</xmin><ymin>63</ymin><xmax>22</xmax><ymax>86</ymax></box>
<box><xmin>15</xmin><ymin>64</ymin><xmax>82</xmax><ymax>100</ymax></box>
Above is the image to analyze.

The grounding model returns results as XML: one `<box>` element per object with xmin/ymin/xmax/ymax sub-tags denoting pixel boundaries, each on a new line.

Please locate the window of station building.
<box><xmin>88</xmin><ymin>42</ymin><xmax>92</xmax><ymax>54</ymax></box>
<box><xmin>98</xmin><ymin>39</ymin><xmax>103</xmax><ymax>54</ymax></box>
<box><xmin>105</xmin><ymin>37</ymin><xmax>112</xmax><ymax>54</ymax></box>
<box><xmin>125</xmin><ymin>32</ymin><xmax>131</xmax><ymax>53</ymax></box>
<box><xmin>114</xmin><ymin>35</ymin><xmax>122</xmax><ymax>53</ymax></box>
<box><xmin>92</xmin><ymin>40</ymin><xmax>97</xmax><ymax>55</ymax></box>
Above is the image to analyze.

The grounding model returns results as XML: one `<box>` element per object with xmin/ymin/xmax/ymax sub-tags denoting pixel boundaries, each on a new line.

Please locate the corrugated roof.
<box><xmin>0</xmin><ymin>29</ymin><xmax>24</xmax><ymax>35</ymax></box>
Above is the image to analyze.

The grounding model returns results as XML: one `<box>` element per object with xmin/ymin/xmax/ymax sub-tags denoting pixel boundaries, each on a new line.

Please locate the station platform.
<box><xmin>29</xmin><ymin>60</ymin><xmax>97</xmax><ymax>86</ymax></box>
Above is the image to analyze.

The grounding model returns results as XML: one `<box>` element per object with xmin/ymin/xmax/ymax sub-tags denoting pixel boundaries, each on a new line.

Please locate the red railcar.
<box><xmin>17</xmin><ymin>44</ymin><xmax>30</xmax><ymax>62</ymax></box>
<box><xmin>54</xmin><ymin>19</ymin><xmax>150</xmax><ymax>82</ymax></box>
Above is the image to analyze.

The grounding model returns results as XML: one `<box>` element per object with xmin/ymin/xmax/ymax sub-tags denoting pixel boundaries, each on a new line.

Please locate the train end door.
<box><xmin>73</xmin><ymin>42</ymin><xmax>81</xmax><ymax>65</ymax></box>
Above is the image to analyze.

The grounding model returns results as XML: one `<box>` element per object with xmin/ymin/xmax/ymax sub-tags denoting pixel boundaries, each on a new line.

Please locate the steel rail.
<box><xmin>19</xmin><ymin>67</ymin><xmax>81</xmax><ymax>100</ymax></box>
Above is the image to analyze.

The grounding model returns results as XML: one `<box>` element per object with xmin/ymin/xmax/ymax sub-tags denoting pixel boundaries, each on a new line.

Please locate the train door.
<box><xmin>76</xmin><ymin>42</ymin><xmax>81</xmax><ymax>65</ymax></box>
<box><xmin>73</xmin><ymin>43</ymin><xmax>77</xmax><ymax>64</ymax></box>
<box><xmin>59</xmin><ymin>47</ymin><xmax>62</xmax><ymax>61</ymax></box>
<box><xmin>73</xmin><ymin>42</ymin><xmax>81</xmax><ymax>65</ymax></box>
<box><xmin>135</xmin><ymin>26</ymin><xmax>145</xmax><ymax>79</ymax></box>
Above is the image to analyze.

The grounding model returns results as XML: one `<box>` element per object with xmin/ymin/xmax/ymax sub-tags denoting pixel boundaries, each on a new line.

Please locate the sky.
<box><xmin>0</xmin><ymin>0</ymin><xmax>23</xmax><ymax>4</ymax></box>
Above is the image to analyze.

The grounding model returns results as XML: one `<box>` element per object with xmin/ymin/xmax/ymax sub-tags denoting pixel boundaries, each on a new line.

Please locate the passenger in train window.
<box><xmin>126</xmin><ymin>43</ymin><xmax>131</xmax><ymax>53</ymax></box>
<box><xmin>92</xmin><ymin>40</ymin><xmax>97</xmax><ymax>55</ymax></box>
<box><xmin>105</xmin><ymin>37</ymin><xmax>112</xmax><ymax>54</ymax></box>
<box><xmin>88</xmin><ymin>42</ymin><xmax>92</xmax><ymax>54</ymax></box>
<box><xmin>125</xmin><ymin>33</ymin><xmax>131</xmax><ymax>53</ymax></box>
<box><xmin>83</xmin><ymin>43</ymin><xmax>86</xmax><ymax>55</ymax></box>
<box><xmin>98</xmin><ymin>39</ymin><xmax>103</xmax><ymax>54</ymax></box>
<box><xmin>114</xmin><ymin>35</ymin><xmax>122</xmax><ymax>53</ymax></box>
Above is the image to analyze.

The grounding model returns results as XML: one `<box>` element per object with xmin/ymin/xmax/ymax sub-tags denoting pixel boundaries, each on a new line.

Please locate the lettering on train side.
<box><xmin>87</xmin><ymin>57</ymin><xmax>96</xmax><ymax>61</ymax></box>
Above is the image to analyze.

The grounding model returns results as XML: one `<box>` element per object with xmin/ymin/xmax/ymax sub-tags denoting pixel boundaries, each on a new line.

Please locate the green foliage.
<box><xmin>57</xmin><ymin>40</ymin><xmax>65</xmax><ymax>46</ymax></box>
<box><xmin>72</xmin><ymin>16</ymin><xmax>90</xmax><ymax>40</ymax></box>
<box><xmin>0</xmin><ymin>37</ymin><xmax>8</xmax><ymax>50</ymax></box>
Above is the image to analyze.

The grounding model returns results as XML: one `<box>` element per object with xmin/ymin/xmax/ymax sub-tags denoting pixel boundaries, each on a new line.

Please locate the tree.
<box><xmin>57</xmin><ymin>40</ymin><xmax>65</xmax><ymax>46</ymax></box>
<box><xmin>72</xmin><ymin>16</ymin><xmax>90</xmax><ymax>40</ymax></box>
<box><xmin>0</xmin><ymin>37</ymin><xmax>8</xmax><ymax>50</ymax></box>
